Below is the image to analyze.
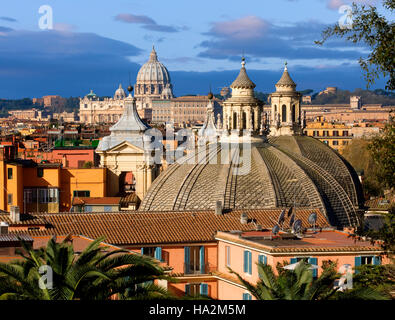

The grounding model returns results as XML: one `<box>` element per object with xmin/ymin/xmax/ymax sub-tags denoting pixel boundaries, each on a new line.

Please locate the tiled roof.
<box><xmin>230</xmin><ymin>66</ymin><xmax>256</xmax><ymax>89</ymax></box>
<box><xmin>365</xmin><ymin>197</ymin><xmax>393</xmax><ymax>210</ymax></box>
<box><xmin>0</xmin><ymin>234</ymin><xmax>33</xmax><ymax>242</ymax></box>
<box><xmin>216</xmin><ymin>230</ymin><xmax>382</xmax><ymax>254</ymax></box>
<box><xmin>72</xmin><ymin>197</ymin><xmax>121</xmax><ymax>206</ymax></box>
<box><xmin>276</xmin><ymin>68</ymin><xmax>296</xmax><ymax>87</ymax></box>
<box><xmin>8</xmin><ymin>209</ymin><xmax>329</xmax><ymax>246</ymax></box>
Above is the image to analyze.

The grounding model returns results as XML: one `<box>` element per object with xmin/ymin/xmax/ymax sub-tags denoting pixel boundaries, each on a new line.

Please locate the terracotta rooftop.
<box><xmin>215</xmin><ymin>229</ymin><xmax>382</xmax><ymax>254</ymax></box>
<box><xmin>5</xmin><ymin>209</ymin><xmax>329</xmax><ymax>246</ymax></box>
<box><xmin>72</xmin><ymin>197</ymin><xmax>121</xmax><ymax>206</ymax></box>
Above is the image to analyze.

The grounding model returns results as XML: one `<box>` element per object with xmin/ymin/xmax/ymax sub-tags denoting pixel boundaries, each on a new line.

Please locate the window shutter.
<box><xmin>354</xmin><ymin>256</ymin><xmax>361</xmax><ymax>274</ymax></box>
<box><xmin>258</xmin><ymin>254</ymin><xmax>267</xmax><ymax>265</ymax></box>
<box><xmin>308</xmin><ymin>257</ymin><xmax>318</xmax><ymax>277</ymax></box>
<box><xmin>155</xmin><ymin>247</ymin><xmax>162</xmax><ymax>261</ymax></box>
<box><xmin>290</xmin><ymin>257</ymin><xmax>297</xmax><ymax>264</ymax></box>
<box><xmin>248</xmin><ymin>251</ymin><xmax>252</xmax><ymax>275</ymax></box>
<box><xmin>185</xmin><ymin>284</ymin><xmax>190</xmax><ymax>296</ymax></box>
<box><xmin>184</xmin><ymin>247</ymin><xmax>190</xmax><ymax>274</ymax></box>
<box><xmin>373</xmin><ymin>256</ymin><xmax>381</xmax><ymax>265</ymax></box>
<box><xmin>141</xmin><ymin>248</ymin><xmax>144</xmax><ymax>255</ymax></box>
<box><xmin>243</xmin><ymin>250</ymin><xmax>248</xmax><ymax>273</ymax></box>
<box><xmin>200</xmin><ymin>283</ymin><xmax>208</xmax><ymax>296</ymax></box>
<box><xmin>200</xmin><ymin>246</ymin><xmax>205</xmax><ymax>274</ymax></box>
<box><xmin>243</xmin><ymin>293</ymin><xmax>252</xmax><ymax>300</ymax></box>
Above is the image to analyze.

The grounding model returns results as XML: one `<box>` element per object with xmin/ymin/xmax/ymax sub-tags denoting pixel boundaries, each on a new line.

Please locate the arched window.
<box><xmin>274</xmin><ymin>104</ymin><xmax>277</xmax><ymax>113</ymax></box>
<box><xmin>291</xmin><ymin>105</ymin><xmax>296</xmax><ymax>122</ymax></box>
<box><xmin>282</xmin><ymin>105</ymin><xmax>287</xmax><ymax>122</ymax></box>
<box><xmin>242</xmin><ymin>112</ymin><xmax>247</xmax><ymax>130</ymax></box>
<box><xmin>233</xmin><ymin>112</ymin><xmax>237</xmax><ymax>129</ymax></box>
<box><xmin>251</xmin><ymin>112</ymin><xmax>255</xmax><ymax>130</ymax></box>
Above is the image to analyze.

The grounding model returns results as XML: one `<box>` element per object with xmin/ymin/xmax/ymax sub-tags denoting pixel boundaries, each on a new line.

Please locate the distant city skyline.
<box><xmin>0</xmin><ymin>0</ymin><xmax>391</xmax><ymax>98</ymax></box>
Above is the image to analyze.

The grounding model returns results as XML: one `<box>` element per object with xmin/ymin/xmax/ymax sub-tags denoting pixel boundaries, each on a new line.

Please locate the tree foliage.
<box><xmin>316</xmin><ymin>0</ymin><xmax>395</xmax><ymax>91</ymax></box>
<box><xmin>0</xmin><ymin>235</ymin><xmax>173</xmax><ymax>300</ymax></box>
<box><xmin>229</xmin><ymin>260</ymin><xmax>388</xmax><ymax>300</ymax></box>
<box><xmin>367</xmin><ymin>116</ymin><xmax>395</xmax><ymax>190</ymax></box>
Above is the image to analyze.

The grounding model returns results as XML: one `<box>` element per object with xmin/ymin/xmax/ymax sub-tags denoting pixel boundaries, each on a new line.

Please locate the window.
<box><xmin>258</xmin><ymin>254</ymin><xmax>267</xmax><ymax>266</ymax></box>
<box><xmin>225</xmin><ymin>246</ymin><xmax>231</xmax><ymax>267</ymax></box>
<box><xmin>243</xmin><ymin>250</ymin><xmax>252</xmax><ymax>275</ymax></box>
<box><xmin>282</xmin><ymin>105</ymin><xmax>287</xmax><ymax>122</ymax></box>
<box><xmin>291</xmin><ymin>105</ymin><xmax>296</xmax><ymax>122</ymax></box>
<box><xmin>141</xmin><ymin>247</ymin><xmax>155</xmax><ymax>258</ymax></box>
<box><xmin>37</xmin><ymin>168</ymin><xmax>44</xmax><ymax>178</ymax></box>
<box><xmin>185</xmin><ymin>283</ymin><xmax>200</xmax><ymax>296</ymax></box>
<box><xmin>243</xmin><ymin>293</ymin><xmax>252</xmax><ymax>300</ymax></box>
<box><xmin>291</xmin><ymin>257</ymin><xmax>318</xmax><ymax>277</ymax></box>
<box><xmin>24</xmin><ymin>188</ymin><xmax>58</xmax><ymax>204</ymax></box>
<box><xmin>323</xmin><ymin>140</ymin><xmax>329</xmax><ymax>145</ymax></box>
<box><xmin>184</xmin><ymin>246</ymin><xmax>205</xmax><ymax>274</ymax></box>
<box><xmin>7</xmin><ymin>168</ymin><xmax>12</xmax><ymax>179</ymax></box>
<box><xmin>104</xmin><ymin>205</ymin><xmax>112</xmax><ymax>212</ymax></box>
<box><xmin>7</xmin><ymin>194</ymin><xmax>13</xmax><ymax>205</ymax></box>
<box><xmin>342</xmin><ymin>131</ymin><xmax>349</xmax><ymax>136</ymax></box>
<box><xmin>333</xmin><ymin>131</ymin><xmax>339</xmax><ymax>136</ymax></box>
<box><xmin>333</xmin><ymin>140</ymin><xmax>339</xmax><ymax>146</ymax></box>
<box><xmin>73</xmin><ymin>190</ymin><xmax>90</xmax><ymax>197</ymax></box>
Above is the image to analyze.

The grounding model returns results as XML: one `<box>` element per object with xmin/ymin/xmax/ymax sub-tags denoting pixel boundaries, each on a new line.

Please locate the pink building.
<box><xmin>215</xmin><ymin>229</ymin><xmax>388</xmax><ymax>300</ymax></box>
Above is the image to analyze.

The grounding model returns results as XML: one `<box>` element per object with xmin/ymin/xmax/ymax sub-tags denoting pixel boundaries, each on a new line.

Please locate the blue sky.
<box><xmin>0</xmin><ymin>0</ymin><xmax>391</xmax><ymax>98</ymax></box>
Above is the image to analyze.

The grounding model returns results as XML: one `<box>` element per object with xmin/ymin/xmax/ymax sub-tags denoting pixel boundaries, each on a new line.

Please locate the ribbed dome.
<box><xmin>114</xmin><ymin>84</ymin><xmax>126</xmax><ymax>100</ymax></box>
<box><xmin>230</xmin><ymin>58</ymin><xmax>256</xmax><ymax>89</ymax></box>
<box><xmin>139</xmin><ymin>136</ymin><xmax>364</xmax><ymax>229</ymax></box>
<box><xmin>136</xmin><ymin>47</ymin><xmax>171</xmax><ymax>84</ymax></box>
<box><xmin>276</xmin><ymin>63</ymin><xmax>296</xmax><ymax>89</ymax></box>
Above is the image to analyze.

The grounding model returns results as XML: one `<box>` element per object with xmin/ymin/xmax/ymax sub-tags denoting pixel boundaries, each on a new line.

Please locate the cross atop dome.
<box><xmin>230</xmin><ymin>56</ymin><xmax>255</xmax><ymax>89</ymax></box>
<box><xmin>149</xmin><ymin>45</ymin><xmax>158</xmax><ymax>62</ymax></box>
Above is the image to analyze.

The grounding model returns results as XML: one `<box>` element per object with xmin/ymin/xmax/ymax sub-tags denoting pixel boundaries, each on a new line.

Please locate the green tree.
<box><xmin>0</xmin><ymin>236</ymin><xmax>172</xmax><ymax>300</ymax></box>
<box><xmin>352</xmin><ymin>264</ymin><xmax>395</xmax><ymax>298</ymax></box>
<box><xmin>341</xmin><ymin>138</ymin><xmax>383</xmax><ymax>197</ymax></box>
<box><xmin>367</xmin><ymin>116</ymin><xmax>395</xmax><ymax>190</ymax></box>
<box><xmin>230</xmin><ymin>260</ymin><xmax>388</xmax><ymax>300</ymax></box>
<box><xmin>316</xmin><ymin>0</ymin><xmax>395</xmax><ymax>90</ymax></box>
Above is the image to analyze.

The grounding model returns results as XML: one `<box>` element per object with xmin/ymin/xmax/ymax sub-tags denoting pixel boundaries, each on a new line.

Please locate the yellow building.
<box><xmin>0</xmin><ymin>146</ymin><xmax>107</xmax><ymax>213</ymax></box>
<box><xmin>304</xmin><ymin>116</ymin><xmax>353</xmax><ymax>153</ymax></box>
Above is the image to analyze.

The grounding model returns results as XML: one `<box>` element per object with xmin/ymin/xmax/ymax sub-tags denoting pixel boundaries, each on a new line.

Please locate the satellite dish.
<box><xmin>308</xmin><ymin>212</ymin><xmax>318</xmax><ymax>232</ymax></box>
<box><xmin>272</xmin><ymin>224</ymin><xmax>280</xmax><ymax>235</ymax></box>
<box><xmin>292</xmin><ymin>219</ymin><xmax>302</xmax><ymax>234</ymax></box>
<box><xmin>289</xmin><ymin>213</ymin><xmax>295</xmax><ymax>228</ymax></box>
<box><xmin>277</xmin><ymin>209</ymin><xmax>286</xmax><ymax>226</ymax></box>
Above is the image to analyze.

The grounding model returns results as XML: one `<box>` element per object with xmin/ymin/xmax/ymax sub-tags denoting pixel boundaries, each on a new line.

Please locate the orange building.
<box><xmin>304</xmin><ymin>116</ymin><xmax>353</xmax><ymax>153</ymax></box>
<box><xmin>2</xmin><ymin>208</ymin><xmax>389</xmax><ymax>300</ymax></box>
<box><xmin>0</xmin><ymin>145</ymin><xmax>107</xmax><ymax>213</ymax></box>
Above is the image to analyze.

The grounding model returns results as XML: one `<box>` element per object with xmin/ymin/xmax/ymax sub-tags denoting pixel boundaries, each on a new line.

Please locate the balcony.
<box><xmin>183</xmin><ymin>262</ymin><xmax>216</xmax><ymax>276</ymax></box>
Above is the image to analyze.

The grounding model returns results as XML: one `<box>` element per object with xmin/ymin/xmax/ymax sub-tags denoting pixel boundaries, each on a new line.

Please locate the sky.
<box><xmin>0</xmin><ymin>0</ymin><xmax>391</xmax><ymax>98</ymax></box>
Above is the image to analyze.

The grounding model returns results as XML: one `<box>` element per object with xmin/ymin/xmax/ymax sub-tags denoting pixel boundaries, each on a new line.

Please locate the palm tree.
<box><xmin>229</xmin><ymin>260</ymin><xmax>388</xmax><ymax>300</ymax></box>
<box><xmin>0</xmin><ymin>235</ymin><xmax>173</xmax><ymax>300</ymax></box>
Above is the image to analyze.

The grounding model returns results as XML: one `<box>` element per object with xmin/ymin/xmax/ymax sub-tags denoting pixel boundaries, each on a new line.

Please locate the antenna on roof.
<box><xmin>308</xmin><ymin>212</ymin><xmax>318</xmax><ymax>233</ymax></box>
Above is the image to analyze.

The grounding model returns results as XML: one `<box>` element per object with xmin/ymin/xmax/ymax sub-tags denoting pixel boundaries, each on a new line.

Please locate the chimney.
<box><xmin>10</xmin><ymin>206</ymin><xmax>20</xmax><ymax>223</ymax></box>
<box><xmin>0</xmin><ymin>222</ymin><xmax>9</xmax><ymax>235</ymax></box>
<box><xmin>240</xmin><ymin>212</ymin><xmax>248</xmax><ymax>224</ymax></box>
<box><xmin>215</xmin><ymin>201</ymin><xmax>223</xmax><ymax>215</ymax></box>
